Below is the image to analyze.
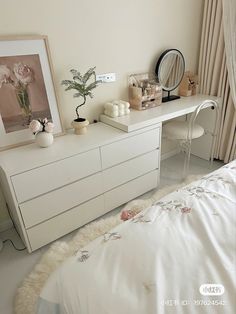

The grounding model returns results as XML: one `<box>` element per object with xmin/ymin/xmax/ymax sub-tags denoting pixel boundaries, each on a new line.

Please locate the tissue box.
<box><xmin>128</xmin><ymin>73</ymin><xmax>162</xmax><ymax>110</ymax></box>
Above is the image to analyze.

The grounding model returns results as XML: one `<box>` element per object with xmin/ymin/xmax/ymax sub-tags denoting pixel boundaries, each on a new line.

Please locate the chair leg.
<box><xmin>207</xmin><ymin>101</ymin><xmax>219</xmax><ymax>169</ymax></box>
<box><xmin>180</xmin><ymin>140</ymin><xmax>191</xmax><ymax>180</ymax></box>
<box><xmin>209</xmin><ymin>132</ymin><xmax>218</xmax><ymax>169</ymax></box>
<box><xmin>184</xmin><ymin>141</ymin><xmax>191</xmax><ymax>179</ymax></box>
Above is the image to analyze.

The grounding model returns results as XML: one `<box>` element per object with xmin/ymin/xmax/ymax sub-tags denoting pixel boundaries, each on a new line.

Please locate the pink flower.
<box><xmin>0</xmin><ymin>65</ymin><xmax>11</xmax><ymax>88</ymax></box>
<box><xmin>29</xmin><ymin>120</ymin><xmax>42</xmax><ymax>134</ymax></box>
<box><xmin>13</xmin><ymin>62</ymin><xmax>34</xmax><ymax>85</ymax></box>
<box><xmin>120</xmin><ymin>210</ymin><xmax>130</xmax><ymax>221</ymax></box>
<box><xmin>181</xmin><ymin>207</ymin><xmax>191</xmax><ymax>214</ymax></box>
<box><xmin>44</xmin><ymin>122</ymin><xmax>54</xmax><ymax>133</ymax></box>
<box><xmin>121</xmin><ymin>209</ymin><xmax>138</xmax><ymax>221</ymax></box>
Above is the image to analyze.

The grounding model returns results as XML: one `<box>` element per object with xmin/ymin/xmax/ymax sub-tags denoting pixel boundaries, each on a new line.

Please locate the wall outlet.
<box><xmin>96</xmin><ymin>73</ymin><xmax>116</xmax><ymax>83</ymax></box>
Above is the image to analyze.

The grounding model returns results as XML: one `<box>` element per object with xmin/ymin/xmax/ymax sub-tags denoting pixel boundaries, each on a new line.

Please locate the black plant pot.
<box><xmin>74</xmin><ymin>117</ymin><xmax>86</xmax><ymax>123</ymax></box>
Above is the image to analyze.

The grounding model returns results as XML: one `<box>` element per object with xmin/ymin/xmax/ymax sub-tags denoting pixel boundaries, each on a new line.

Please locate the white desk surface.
<box><xmin>100</xmin><ymin>94</ymin><xmax>220</xmax><ymax>132</ymax></box>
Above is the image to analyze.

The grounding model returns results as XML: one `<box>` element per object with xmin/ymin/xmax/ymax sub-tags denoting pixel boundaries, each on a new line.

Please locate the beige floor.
<box><xmin>0</xmin><ymin>154</ymin><xmax>223</xmax><ymax>314</ymax></box>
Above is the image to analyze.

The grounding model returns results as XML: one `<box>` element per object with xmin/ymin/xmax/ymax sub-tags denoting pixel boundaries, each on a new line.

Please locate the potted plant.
<box><xmin>62</xmin><ymin>67</ymin><xmax>100</xmax><ymax>134</ymax></box>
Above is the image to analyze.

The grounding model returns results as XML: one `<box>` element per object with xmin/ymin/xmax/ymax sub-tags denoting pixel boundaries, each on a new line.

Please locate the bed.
<box><xmin>37</xmin><ymin>160</ymin><xmax>236</xmax><ymax>314</ymax></box>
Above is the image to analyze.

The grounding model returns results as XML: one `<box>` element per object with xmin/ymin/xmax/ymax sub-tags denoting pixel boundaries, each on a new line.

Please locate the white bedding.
<box><xmin>37</xmin><ymin>160</ymin><xmax>236</xmax><ymax>314</ymax></box>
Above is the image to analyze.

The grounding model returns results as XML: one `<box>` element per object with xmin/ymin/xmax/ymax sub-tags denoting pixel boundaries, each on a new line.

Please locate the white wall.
<box><xmin>0</xmin><ymin>0</ymin><xmax>203</xmax><ymax>127</ymax></box>
<box><xmin>0</xmin><ymin>0</ymin><xmax>203</xmax><ymax>227</ymax></box>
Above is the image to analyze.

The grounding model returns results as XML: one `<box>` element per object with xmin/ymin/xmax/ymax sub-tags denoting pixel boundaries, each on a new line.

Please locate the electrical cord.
<box><xmin>3</xmin><ymin>239</ymin><xmax>26</xmax><ymax>251</ymax></box>
<box><xmin>0</xmin><ymin>202</ymin><xmax>27</xmax><ymax>252</ymax></box>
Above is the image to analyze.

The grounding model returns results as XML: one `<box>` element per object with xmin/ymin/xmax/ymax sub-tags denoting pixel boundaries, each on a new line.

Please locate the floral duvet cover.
<box><xmin>37</xmin><ymin>160</ymin><xmax>236</xmax><ymax>314</ymax></box>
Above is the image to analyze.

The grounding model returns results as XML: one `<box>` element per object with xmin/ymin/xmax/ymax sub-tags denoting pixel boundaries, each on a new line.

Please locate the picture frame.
<box><xmin>0</xmin><ymin>35</ymin><xmax>64</xmax><ymax>151</ymax></box>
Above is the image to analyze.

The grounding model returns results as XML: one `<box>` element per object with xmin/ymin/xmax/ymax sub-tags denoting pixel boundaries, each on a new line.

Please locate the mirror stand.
<box><xmin>162</xmin><ymin>91</ymin><xmax>180</xmax><ymax>103</ymax></box>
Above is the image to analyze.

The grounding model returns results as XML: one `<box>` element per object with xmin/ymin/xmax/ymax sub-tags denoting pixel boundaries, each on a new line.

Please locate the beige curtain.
<box><xmin>222</xmin><ymin>0</ymin><xmax>236</xmax><ymax>109</ymax></box>
<box><xmin>199</xmin><ymin>0</ymin><xmax>236</xmax><ymax>162</ymax></box>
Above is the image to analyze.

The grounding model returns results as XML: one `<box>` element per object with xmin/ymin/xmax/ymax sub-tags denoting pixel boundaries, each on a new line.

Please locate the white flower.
<box><xmin>0</xmin><ymin>65</ymin><xmax>11</xmax><ymax>88</ymax></box>
<box><xmin>13</xmin><ymin>62</ymin><xmax>34</xmax><ymax>85</ymax></box>
<box><xmin>29</xmin><ymin>120</ymin><xmax>42</xmax><ymax>134</ymax></box>
<box><xmin>44</xmin><ymin>122</ymin><xmax>54</xmax><ymax>133</ymax></box>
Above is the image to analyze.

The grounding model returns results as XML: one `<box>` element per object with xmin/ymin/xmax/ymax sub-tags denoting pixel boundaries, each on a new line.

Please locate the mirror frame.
<box><xmin>155</xmin><ymin>49</ymin><xmax>185</xmax><ymax>102</ymax></box>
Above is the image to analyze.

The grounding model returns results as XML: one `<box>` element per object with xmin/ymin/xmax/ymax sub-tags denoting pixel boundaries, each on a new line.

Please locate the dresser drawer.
<box><xmin>20</xmin><ymin>172</ymin><xmax>103</xmax><ymax>228</ymax></box>
<box><xmin>102</xmin><ymin>150</ymin><xmax>159</xmax><ymax>192</ymax></box>
<box><xmin>104</xmin><ymin>170</ymin><xmax>158</xmax><ymax>211</ymax></box>
<box><xmin>11</xmin><ymin>148</ymin><xmax>101</xmax><ymax>203</ymax></box>
<box><xmin>101</xmin><ymin>128</ymin><xmax>160</xmax><ymax>169</ymax></box>
<box><xmin>27</xmin><ymin>195</ymin><xmax>105</xmax><ymax>251</ymax></box>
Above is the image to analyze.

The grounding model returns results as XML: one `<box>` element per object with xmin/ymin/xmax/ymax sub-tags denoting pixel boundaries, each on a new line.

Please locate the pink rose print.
<box><xmin>181</xmin><ymin>207</ymin><xmax>191</xmax><ymax>214</ymax></box>
<box><xmin>13</xmin><ymin>62</ymin><xmax>34</xmax><ymax>85</ymax></box>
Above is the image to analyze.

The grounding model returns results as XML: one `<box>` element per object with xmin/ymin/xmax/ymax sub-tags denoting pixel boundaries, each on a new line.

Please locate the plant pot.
<box><xmin>71</xmin><ymin>118</ymin><xmax>89</xmax><ymax>135</ymax></box>
<box><xmin>35</xmin><ymin>131</ymin><xmax>54</xmax><ymax>148</ymax></box>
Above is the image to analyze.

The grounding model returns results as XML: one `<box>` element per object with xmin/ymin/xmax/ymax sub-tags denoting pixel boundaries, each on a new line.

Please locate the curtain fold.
<box><xmin>222</xmin><ymin>0</ymin><xmax>236</xmax><ymax>109</ymax></box>
<box><xmin>198</xmin><ymin>0</ymin><xmax>236</xmax><ymax>163</ymax></box>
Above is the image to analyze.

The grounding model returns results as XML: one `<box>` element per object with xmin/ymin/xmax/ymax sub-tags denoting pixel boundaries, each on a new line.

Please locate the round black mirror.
<box><xmin>155</xmin><ymin>49</ymin><xmax>185</xmax><ymax>102</ymax></box>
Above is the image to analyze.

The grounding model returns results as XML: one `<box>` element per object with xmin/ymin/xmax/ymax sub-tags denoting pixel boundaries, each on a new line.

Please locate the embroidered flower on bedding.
<box><xmin>156</xmin><ymin>200</ymin><xmax>192</xmax><ymax>214</ymax></box>
<box><xmin>131</xmin><ymin>214</ymin><xmax>152</xmax><ymax>223</ymax></box>
<box><xmin>77</xmin><ymin>250</ymin><xmax>90</xmax><ymax>262</ymax></box>
<box><xmin>154</xmin><ymin>200</ymin><xmax>183</xmax><ymax>211</ymax></box>
<box><xmin>76</xmin><ymin>233</ymin><xmax>121</xmax><ymax>262</ymax></box>
<box><xmin>102</xmin><ymin>232</ymin><xmax>121</xmax><ymax>243</ymax></box>
<box><xmin>201</xmin><ymin>174</ymin><xmax>232</xmax><ymax>185</ymax></box>
<box><xmin>183</xmin><ymin>186</ymin><xmax>222</xmax><ymax>199</ymax></box>
<box><xmin>223</xmin><ymin>164</ymin><xmax>236</xmax><ymax>171</ymax></box>
<box><xmin>130</xmin><ymin>201</ymin><xmax>192</xmax><ymax>221</ymax></box>
<box><xmin>181</xmin><ymin>207</ymin><xmax>192</xmax><ymax>214</ymax></box>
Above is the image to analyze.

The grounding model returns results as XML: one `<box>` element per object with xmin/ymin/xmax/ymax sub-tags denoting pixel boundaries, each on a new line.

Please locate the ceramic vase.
<box><xmin>35</xmin><ymin>131</ymin><xmax>54</xmax><ymax>148</ymax></box>
<box><xmin>71</xmin><ymin>118</ymin><xmax>89</xmax><ymax>135</ymax></box>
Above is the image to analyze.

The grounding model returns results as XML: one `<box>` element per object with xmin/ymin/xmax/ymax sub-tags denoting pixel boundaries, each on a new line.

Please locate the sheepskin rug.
<box><xmin>14</xmin><ymin>175</ymin><xmax>201</xmax><ymax>314</ymax></box>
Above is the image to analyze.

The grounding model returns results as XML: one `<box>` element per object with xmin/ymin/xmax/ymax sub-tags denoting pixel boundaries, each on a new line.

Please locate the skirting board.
<box><xmin>0</xmin><ymin>219</ymin><xmax>13</xmax><ymax>233</ymax></box>
<box><xmin>161</xmin><ymin>148</ymin><xmax>180</xmax><ymax>161</ymax></box>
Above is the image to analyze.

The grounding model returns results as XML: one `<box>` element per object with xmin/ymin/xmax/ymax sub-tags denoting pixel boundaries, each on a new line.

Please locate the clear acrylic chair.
<box><xmin>163</xmin><ymin>99</ymin><xmax>219</xmax><ymax>179</ymax></box>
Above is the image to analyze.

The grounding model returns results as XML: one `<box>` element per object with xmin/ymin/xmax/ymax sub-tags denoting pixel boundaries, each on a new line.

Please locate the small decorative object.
<box><xmin>62</xmin><ymin>67</ymin><xmax>100</xmax><ymax>135</ymax></box>
<box><xmin>179</xmin><ymin>71</ymin><xmax>199</xmax><ymax>97</ymax></box>
<box><xmin>29</xmin><ymin>118</ymin><xmax>54</xmax><ymax>148</ymax></box>
<box><xmin>128</xmin><ymin>73</ymin><xmax>162</xmax><ymax>110</ymax></box>
<box><xmin>104</xmin><ymin>100</ymin><xmax>130</xmax><ymax>118</ymax></box>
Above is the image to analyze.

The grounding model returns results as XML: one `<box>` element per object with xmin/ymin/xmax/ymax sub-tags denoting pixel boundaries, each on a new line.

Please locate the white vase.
<box><xmin>35</xmin><ymin>132</ymin><xmax>54</xmax><ymax>148</ymax></box>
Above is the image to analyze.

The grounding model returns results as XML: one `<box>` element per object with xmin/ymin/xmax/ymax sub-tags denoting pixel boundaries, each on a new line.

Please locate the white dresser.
<box><xmin>0</xmin><ymin>123</ymin><xmax>161</xmax><ymax>252</ymax></box>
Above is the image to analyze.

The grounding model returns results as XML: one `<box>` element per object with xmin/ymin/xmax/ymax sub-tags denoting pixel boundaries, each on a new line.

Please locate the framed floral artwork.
<box><xmin>0</xmin><ymin>35</ymin><xmax>64</xmax><ymax>151</ymax></box>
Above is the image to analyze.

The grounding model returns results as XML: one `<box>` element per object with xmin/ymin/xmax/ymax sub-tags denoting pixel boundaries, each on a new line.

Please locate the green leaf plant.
<box><xmin>61</xmin><ymin>67</ymin><xmax>101</xmax><ymax>121</ymax></box>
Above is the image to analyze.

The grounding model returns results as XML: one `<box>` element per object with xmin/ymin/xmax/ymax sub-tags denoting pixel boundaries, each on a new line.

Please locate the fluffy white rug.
<box><xmin>14</xmin><ymin>175</ymin><xmax>202</xmax><ymax>314</ymax></box>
